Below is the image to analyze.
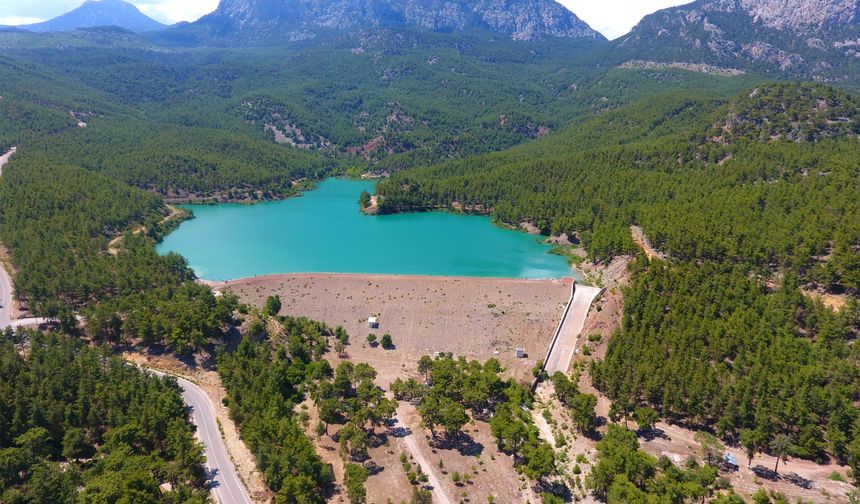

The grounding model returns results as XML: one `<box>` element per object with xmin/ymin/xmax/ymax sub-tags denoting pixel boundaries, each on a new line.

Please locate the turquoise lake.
<box><xmin>157</xmin><ymin>178</ymin><xmax>577</xmax><ymax>281</ymax></box>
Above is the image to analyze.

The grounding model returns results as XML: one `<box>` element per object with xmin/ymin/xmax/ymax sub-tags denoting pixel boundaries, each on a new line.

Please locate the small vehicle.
<box><xmin>718</xmin><ymin>454</ymin><xmax>739</xmax><ymax>472</ymax></box>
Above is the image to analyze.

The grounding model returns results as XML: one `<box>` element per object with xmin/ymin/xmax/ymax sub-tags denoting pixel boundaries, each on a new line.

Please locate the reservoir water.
<box><xmin>157</xmin><ymin>178</ymin><xmax>577</xmax><ymax>281</ymax></box>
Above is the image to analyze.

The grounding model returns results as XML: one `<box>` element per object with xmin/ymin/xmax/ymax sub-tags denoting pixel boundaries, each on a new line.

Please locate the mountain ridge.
<box><xmin>614</xmin><ymin>0</ymin><xmax>860</xmax><ymax>83</ymax></box>
<box><xmin>18</xmin><ymin>0</ymin><xmax>166</xmax><ymax>33</ymax></box>
<box><xmin>165</xmin><ymin>0</ymin><xmax>604</xmax><ymax>44</ymax></box>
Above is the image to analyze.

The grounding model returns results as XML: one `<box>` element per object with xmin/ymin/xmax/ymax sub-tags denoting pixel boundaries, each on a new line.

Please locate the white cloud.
<box><xmin>0</xmin><ymin>15</ymin><xmax>45</xmax><ymax>26</ymax></box>
<box><xmin>136</xmin><ymin>0</ymin><xmax>219</xmax><ymax>24</ymax></box>
<box><xmin>560</xmin><ymin>0</ymin><xmax>693</xmax><ymax>40</ymax></box>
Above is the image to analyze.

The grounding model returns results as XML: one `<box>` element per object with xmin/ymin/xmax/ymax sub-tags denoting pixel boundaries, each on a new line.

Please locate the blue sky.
<box><xmin>0</xmin><ymin>0</ymin><xmax>691</xmax><ymax>39</ymax></box>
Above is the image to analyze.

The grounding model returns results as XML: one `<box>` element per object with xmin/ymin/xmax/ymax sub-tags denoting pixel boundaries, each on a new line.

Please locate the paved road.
<box><xmin>0</xmin><ymin>147</ymin><xmax>15</xmax><ymax>177</ymax></box>
<box><xmin>150</xmin><ymin>370</ymin><xmax>253</xmax><ymax>504</ymax></box>
<box><xmin>544</xmin><ymin>284</ymin><xmax>602</xmax><ymax>375</ymax></box>
<box><xmin>0</xmin><ymin>147</ymin><xmax>16</xmax><ymax>329</ymax></box>
<box><xmin>0</xmin><ymin>265</ymin><xmax>12</xmax><ymax>330</ymax></box>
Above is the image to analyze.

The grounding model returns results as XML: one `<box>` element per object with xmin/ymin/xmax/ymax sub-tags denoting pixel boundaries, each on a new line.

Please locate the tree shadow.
<box><xmin>431</xmin><ymin>433</ymin><xmax>484</xmax><ymax>457</ymax></box>
<box><xmin>364</xmin><ymin>460</ymin><xmax>386</xmax><ymax>476</ymax></box>
<box><xmin>370</xmin><ymin>431</ymin><xmax>389</xmax><ymax>449</ymax></box>
<box><xmin>389</xmin><ymin>425</ymin><xmax>412</xmax><ymax>438</ymax></box>
<box><xmin>639</xmin><ymin>427</ymin><xmax>670</xmax><ymax>442</ymax></box>
<box><xmin>534</xmin><ymin>480</ymin><xmax>571</xmax><ymax>501</ymax></box>
<box><xmin>204</xmin><ymin>467</ymin><xmax>221</xmax><ymax>489</ymax></box>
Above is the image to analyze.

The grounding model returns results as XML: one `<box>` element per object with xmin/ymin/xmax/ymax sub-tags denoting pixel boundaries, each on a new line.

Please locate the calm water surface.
<box><xmin>157</xmin><ymin>179</ymin><xmax>578</xmax><ymax>281</ymax></box>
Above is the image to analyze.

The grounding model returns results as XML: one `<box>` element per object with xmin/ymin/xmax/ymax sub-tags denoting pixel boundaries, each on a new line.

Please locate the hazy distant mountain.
<box><xmin>19</xmin><ymin>0</ymin><xmax>166</xmax><ymax>33</ymax></box>
<box><xmin>615</xmin><ymin>0</ymin><xmax>860</xmax><ymax>83</ymax></box>
<box><xmin>165</xmin><ymin>0</ymin><xmax>604</xmax><ymax>44</ymax></box>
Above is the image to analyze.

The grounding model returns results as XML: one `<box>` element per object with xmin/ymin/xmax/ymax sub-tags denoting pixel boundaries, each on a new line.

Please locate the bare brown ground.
<box><xmin>802</xmin><ymin>287</ymin><xmax>853</xmax><ymax>312</ymax></box>
<box><xmin>630</xmin><ymin>225</ymin><xmax>666</xmax><ymax>262</ymax></box>
<box><xmin>220</xmin><ymin>273</ymin><xmax>574</xmax><ymax>384</ymax></box>
<box><xmin>401</xmin><ymin>406</ymin><xmax>541</xmax><ymax>504</ymax></box>
<box><xmin>121</xmin><ymin>351</ymin><xmax>273</xmax><ymax>504</ymax></box>
<box><xmin>222</xmin><ymin>273</ymin><xmax>578</xmax><ymax>502</ymax></box>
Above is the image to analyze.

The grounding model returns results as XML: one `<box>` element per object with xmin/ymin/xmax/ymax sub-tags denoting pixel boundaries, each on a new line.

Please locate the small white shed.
<box><xmin>515</xmin><ymin>347</ymin><xmax>526</xmax><ymax>358</ymax></box>
<box><xmin>368</xmin><ymin>317</ymin><xmax>379</xmax><ymax>329</ymax></box>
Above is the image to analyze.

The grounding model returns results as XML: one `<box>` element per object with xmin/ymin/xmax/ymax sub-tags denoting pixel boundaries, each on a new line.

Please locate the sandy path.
<box><xmin>532</xmin><ymin>402</ymin><xmax>556</xmax><ymax>446</ymax></box>
<box><xmin>395</xmin><ymin>404</ymin><xmax>454</xmax><ymax>504</ymax></box>
<box><xmin>109</xmin><ymin>204</ymin><xmax>184</xmax><ymax>256</ymax></box>
<box><xmin>0</xmin><ymin>262</ymin><xmax>12</xmax><ymax>329</ymax></box>
<box><xmin>630</xmin><ymin>225</ymin><xmax>666</xmax><ymax>261</ymax></box>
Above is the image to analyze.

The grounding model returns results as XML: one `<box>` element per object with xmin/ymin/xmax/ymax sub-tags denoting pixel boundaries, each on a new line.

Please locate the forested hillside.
<box><xmin>0</xmin><ymin>332</ymin><xmax>209</xmax><ymax>503</ymax></box>
<box><xmin>611</xmin><ymin>0</ymin><xmax>860</xmax><ymax>86</ymax></box>
<box><xmin>0</xmin><ymin>28</ymin><xmax>760</xmax><ymax>189</ymax></box>
<box><xmin>377</xmin><ymin>83</ymin><xmax>860</xmax><ymax>291</ymax></box>
<box><xmin>0</xmin><ymin>28</ymin><xmax>762</xmax><ymax>354</ymax></box>
<box><xmin>217</xmin><ymin>317</ymin><xmax>337</xmax><ymax>502</ymax></box>
<box><xmin>0</xmin><ymin>154</ymin><xmax>237</xmax><ymax>352</ymax></box>
<box><xmin>592</xmin><ymin>260</ymin><xmax>860</xmax><ymax>462</ymax></box>
<box><xmin>1</xmin><ymin>14</ymin><xmax>858</xmax><ymax>500</ymax></box>
<box><xmin>375</xmin><ymin>82</ymin><xmax>860</xmax><ymax>475</ymax></box>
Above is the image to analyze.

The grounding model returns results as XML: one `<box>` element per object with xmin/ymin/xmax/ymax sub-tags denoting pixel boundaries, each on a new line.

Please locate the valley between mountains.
<box><xmin>0</xmin><ymin>0</ymin><xmax>858</xmax><ymax>503</ymax></box>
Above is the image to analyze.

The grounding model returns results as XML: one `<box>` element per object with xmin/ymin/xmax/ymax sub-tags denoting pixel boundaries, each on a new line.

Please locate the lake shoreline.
<box><xmin>162</xmin><ymin>178</ymin><xmax>576</xmax><ymax>281</ymax></box>
<box><xmin>204</xmin><ymin>271</ymin><xmax>578</xmax><ymax>289</ymax></box>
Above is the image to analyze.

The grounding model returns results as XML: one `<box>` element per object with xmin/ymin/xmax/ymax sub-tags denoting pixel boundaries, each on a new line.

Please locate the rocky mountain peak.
<box><xmin>18</xmin><ymin>0</ymin><xmax>167</xmax><ymax>33</ymax></box>
<box><xmin>615</xmin><ymin>0</ymin><xmax>860</xmax><ymax>84</ymax></box>
<box><xmin>205</xmin><ymin>0</ymin><xmax>604</xmax><ymax>41</ymax></box>
<box><xmin>703</xmin><ymin>0</ymin><xmax>860</xmax><ymax>30</ymax></box>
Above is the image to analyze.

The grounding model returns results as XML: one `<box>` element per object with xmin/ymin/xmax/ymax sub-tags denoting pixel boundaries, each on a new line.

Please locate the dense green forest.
<box><xmin>24</xmin><ymin>120</ymin><xmax>331</xmax><ymax>200</ymax></box>
<box><xmin>0</xmin><ymin>21</ymin><xmax>858</xmax><ymax>501</ymax></box>
<box><xmin>217</xmin><ymin>317</ymin><xmax>335</xmax><ymax>503</ymax></box>
<box><xmin>377</xmin><ymin>83</ymin><xmax>860</xmax><ymax>290</ymax></box>
<box><xmin>0</xmin><ymin>332</ymin><xmax>209</xmax><ymax>503</ymax></box>
<box><xmin>592</xmin><ymin>260</ymin><xmax>860</xmax><ymax>468</ymax></box>
<box><xmin>587</xmin><ymin>425</ymin><xmax>726</xmax><ymax>502</ymax></box>
<box><xmin>0</xmin><ymin>154</ymin><xmax>237</xmax><ymax>352</ymax></box>
<box><xmin>0</xmin><ymin>28</ymin><xmax>759</xmax><ymax>192</ymax></box>
<box><xmin>376</xmin><ymin>82</ymin><xmax>860</xmax><ymax>471</ymax></box>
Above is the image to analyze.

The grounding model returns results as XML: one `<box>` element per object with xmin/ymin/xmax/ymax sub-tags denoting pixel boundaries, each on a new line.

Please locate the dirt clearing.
<box><xmin>220</xmin><ymin>273</ymin><xmax>574</xmax><ymax>383</ymax></box>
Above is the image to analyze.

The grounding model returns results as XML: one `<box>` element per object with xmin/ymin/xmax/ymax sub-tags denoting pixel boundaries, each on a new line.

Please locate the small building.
<box><xmin>368</xmin><ymin>317</ymin><xmax>379</xmax><ymax>329</ymax></box>
<box><xmin>515</xmin><ymin>347</ymin><xmax>526</xmax><ymax>358</ymax></box>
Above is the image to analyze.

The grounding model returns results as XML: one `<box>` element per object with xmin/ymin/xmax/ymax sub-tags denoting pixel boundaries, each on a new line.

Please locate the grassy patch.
<box><xmin>548</xmin><ymin>245</ymin><xmax>585</xmax><ymax>267</ymax></box>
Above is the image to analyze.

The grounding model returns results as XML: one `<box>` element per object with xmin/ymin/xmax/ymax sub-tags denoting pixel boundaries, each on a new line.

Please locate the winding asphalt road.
<box><xmin>149</xmin><ymin>370</ymin><xmax>253</xmax><ymax>504</ymax></box>
<box><xmin>1</xmin><ymin>146</ymin><xmax>250</xmax><ymax>501</ymax></box>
